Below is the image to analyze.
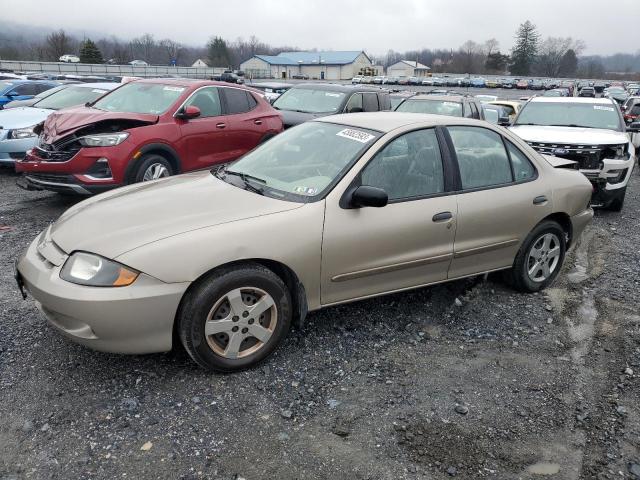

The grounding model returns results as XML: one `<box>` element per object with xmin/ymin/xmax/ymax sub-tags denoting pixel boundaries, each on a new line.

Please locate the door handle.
<box><xmin>432</xmin><ymin>211</ymin><xmax>453</xmax><ymax>222</ymax></box>
<box><xmin>216</xmin><ymin>123</ymin><xmax>226</xmax><ymax>129</ymax></box>
<box><xmin>533</xmin><ymin>195</ymin><xmax>548</xmax><ymax>205</ymax></box>
<box><xmin>254</xmin><ymin>119</ymin><xmax>263</xmax><ymax>125</ymax></box>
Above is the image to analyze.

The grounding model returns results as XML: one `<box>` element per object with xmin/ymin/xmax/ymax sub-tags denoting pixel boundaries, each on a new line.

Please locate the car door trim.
<box><xmin>331</xmin><ymin>253</ymin><xmax>454</xmax><ymax>282</ymax></box>
<box><xmin>453</xmin><ymin>238</ymin><xmax>520</xmax><ymax>259</ymax></box>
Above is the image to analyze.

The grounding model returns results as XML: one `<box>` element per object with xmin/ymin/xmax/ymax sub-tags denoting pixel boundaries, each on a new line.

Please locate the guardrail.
<box><xmin>0</xmin><ymin>60</ymin><xmax>226</xmax><ymax>78</ymax></box>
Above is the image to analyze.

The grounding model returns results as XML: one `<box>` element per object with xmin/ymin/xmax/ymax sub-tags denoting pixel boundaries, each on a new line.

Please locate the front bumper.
<box><xmin>17</xmin><ymin>173</ymin><xmax>120</xmax><ymax>195</ymax></box>
<box><xmin>16</xmin><ymin>231</ymin><xmax>189</xmax><ymax>354</ymax></box>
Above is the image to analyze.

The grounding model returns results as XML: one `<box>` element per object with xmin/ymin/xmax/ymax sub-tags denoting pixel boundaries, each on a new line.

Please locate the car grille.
<box><xmin>34</xmin><ymin>134</ymin><xmax>81</xmax><ymax>162</ymax></box>
<box><xmin>526</xmin><ymin>142</ymin><xmax>626</xmax><ymax>170</ymax></box>
<box><xmin>27</xmin><ymin>173</ymin><xmax>77</xmax><ymax>184</ymax></box>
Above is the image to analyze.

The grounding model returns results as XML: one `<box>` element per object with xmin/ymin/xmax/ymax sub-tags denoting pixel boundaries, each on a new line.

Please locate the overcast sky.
<box><xmin>4</xmin><ymin>0</ymin><xmax>637</xmax><ymax>56</ymax></box>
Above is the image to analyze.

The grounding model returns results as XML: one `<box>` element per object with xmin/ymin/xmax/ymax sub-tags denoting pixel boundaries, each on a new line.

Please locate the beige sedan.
<box><xmin>16</xmin><ymin>113</ymin><xmax>594</xmax><ymax>371</ymax></box>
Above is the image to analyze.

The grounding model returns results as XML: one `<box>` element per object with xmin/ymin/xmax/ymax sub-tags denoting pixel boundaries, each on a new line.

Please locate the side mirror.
<box><xmin>350</xmin><ymin>185</ymin><xmax>388</xmax><ymax>208</ymax></box>
<box><xmin>176</xmin><ymin>105</ymin><xmax>201</xmax><ymax>120</ymax></box>
<box><xmin>627</xmin><ymin>121</ymin><xmax>640</xmax><ymax>133</ymax></box>
<box><xmin>498</xmin><ymin>117</ymin><xmax>511</xmax><ymax>126</ymax></box>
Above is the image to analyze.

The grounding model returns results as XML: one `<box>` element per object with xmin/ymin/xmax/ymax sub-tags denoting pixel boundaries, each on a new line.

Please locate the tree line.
<box><xmin>0</xmin><ymin>20</ymin><xmax>638</xmax><ymax>79</ymax></box>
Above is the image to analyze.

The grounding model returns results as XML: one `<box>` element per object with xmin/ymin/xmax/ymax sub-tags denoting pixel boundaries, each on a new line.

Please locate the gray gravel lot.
<box><xmin>1</xmin><ymin>165</ymin><xmax>639</xmax><ymax>480</ymax></box>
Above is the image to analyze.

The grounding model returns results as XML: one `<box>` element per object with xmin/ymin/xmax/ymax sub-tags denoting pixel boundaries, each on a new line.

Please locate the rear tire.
<box><xmin>132</xmin><ymin>154</ymin><xmax>173</xmax><ymax>184</ymax></box>
<box><xmin>178</xmin><ymin>264</ymin><xmax>292</xmax><ymax>372</ymax></box>
<box><xmin>506</xmin><ymin>220</ymin><xmax>566</xmax><ymax>293</ymax></box>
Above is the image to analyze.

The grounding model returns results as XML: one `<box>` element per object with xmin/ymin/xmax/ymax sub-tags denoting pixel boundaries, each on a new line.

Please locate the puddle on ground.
<box><xmin>527</xmin><ymin>462</ymin><xmax>561</xmax><ymax>475</ymax></box>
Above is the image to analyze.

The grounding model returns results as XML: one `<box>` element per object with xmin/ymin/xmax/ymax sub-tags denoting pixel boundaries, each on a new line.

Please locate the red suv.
<box><xmin>16</xmin><ymin>79</ymin><xmax>283</xmax><ymax>194</ymax></box>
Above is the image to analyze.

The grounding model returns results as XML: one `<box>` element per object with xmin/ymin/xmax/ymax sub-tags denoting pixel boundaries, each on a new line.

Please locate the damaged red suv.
<box><xmin>16</xmin><ymin>79</ymin><xmax>283</xmax><ymax>194</ymax></box>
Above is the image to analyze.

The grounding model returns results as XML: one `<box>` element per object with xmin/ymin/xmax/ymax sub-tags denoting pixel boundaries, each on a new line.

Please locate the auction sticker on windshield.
<box><xmin>336</xmin><ymin>128</ymin><xmax>376</xmax><ymax>143</ymax></box>
<box><xmin>325</xmin><ymin>92</ymin><xmax>342</xmax><ymax>97</ymax></box>
<box><xmin>163</xmin><ymin>86</ymin><xmax>185</xmax><ymax>92</ymax></box>
<box><xmin>593</xmin><ymin>106</ymin><xmax>615</xmax><ymax>111</ymax></box>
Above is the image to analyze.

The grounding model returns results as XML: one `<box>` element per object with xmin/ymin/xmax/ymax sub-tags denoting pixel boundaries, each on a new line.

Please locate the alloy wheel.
<box><xmin>526</xmin><ymin>233</ymin><xmax>561</xmax><ymax>282</ymax></box>
<box><xmin>142</xmin><ymin>163</ymin><xmax>170</xmax><ymax>181</ymax></box>
<box><xmin>205</xmin><ymin>287</ymin><xmax>278</xmax><ymax>359</ymax></box>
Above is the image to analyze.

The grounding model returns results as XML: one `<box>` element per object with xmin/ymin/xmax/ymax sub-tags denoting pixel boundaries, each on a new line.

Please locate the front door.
<box><xmin>177</xmin><ymin>86</ymin><xmax>233</xmax><ymax>169</ymax></box>
<box><xmin>321</xmin><ymin>128</ymin><xmax>457</xmax><ymax>305</ymax></box>
<box><xmin>445</xmin><ymin>126</ymin><xmax>552</xmax><ymax>279</ymax></box>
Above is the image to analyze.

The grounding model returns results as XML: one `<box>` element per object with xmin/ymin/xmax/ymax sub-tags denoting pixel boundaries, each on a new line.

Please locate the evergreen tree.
<box><xmin>485</xmin><ymin>52</ymin><xmax>510</xmax><ymax>73</ymax></box>
<box><xmin>510</xmin><ymin>21</ymin><xmax>539</xmax><ymax>75</ymax></box>
<box><xmin>79</xmin><ymin>39</ymin><xmax>104</xmax><ymax>64</ymax></box>
<box><xmin>558</xmin><ymin>49</ymin><xmax>578</xmax><ymax>78</ymax></box>
<box><xmin>207</xmin><ymin>37</ymin><xmax>231</xmax><ymax>68</ymax></box>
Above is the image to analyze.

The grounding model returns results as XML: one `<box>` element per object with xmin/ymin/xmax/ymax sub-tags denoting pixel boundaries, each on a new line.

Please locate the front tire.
<box><xmin>178</xmin><ymin>264</ymin><xmax>292</xmax><ymax>372</ymax></box>
<box><xmin>506</xmin><ymin>221</ymin><xmax>566</xmax><ymax>292</ymax></box>
<box><xmin>132</xmin><ymin>154</ymin><xmax>173</xmax><ymax>184</ymax></box>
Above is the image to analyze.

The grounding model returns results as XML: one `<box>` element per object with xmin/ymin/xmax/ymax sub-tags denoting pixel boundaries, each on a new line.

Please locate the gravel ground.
<box><xmin>1</xmin><ymin>165</ymin><xmax>639</xmax><ymax>480</ymax></box>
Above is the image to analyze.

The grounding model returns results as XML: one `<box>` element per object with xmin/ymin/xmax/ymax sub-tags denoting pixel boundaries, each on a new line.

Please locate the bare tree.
<box><xmin>130</xmin><ymin>33</ymin><xmax>156</xmax><ymax>62</ymax></box>
<box><xmin>537</xmin><ymin>37</ymin><xmax>586</xmax><ymax>77</ymax></box>
<box><xmin>484</xmin><ymin>38</ymin><xmax>499</xmax><ymax>56</ymax></box>
<box><xmin>46</xmin><ymin>29</ymin><xmax>72</xmax><ymax>61</ymax></box>
<box><xmin>160</xmin><ymin>38</ymin><xmax>183</xmax><ymax>65</ymax></box>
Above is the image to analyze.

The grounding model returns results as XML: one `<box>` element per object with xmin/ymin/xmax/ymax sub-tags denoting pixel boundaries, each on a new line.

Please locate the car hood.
<box><xmin>41</xmin><ymin>106</ymin><xmax>159</xmax><ymax>144</ymax></box>
<box><xmin>50</xmin><ymin>170</ymin><xmax>303</xmax><ymax>260</ymax></box>
<box><xmin>510</xmin><ymin>125</ymin><xmax>628</xmax><ymax>145</ymax></box>
<box><xmin>277</xmin><ymin>109</ymin><xmax>328</xmax><ymax>128</ymax></box>
<box><xmin>0</xmin><ymin>106</ymin><xmax>54</xmax><ymax>129</ymax></box>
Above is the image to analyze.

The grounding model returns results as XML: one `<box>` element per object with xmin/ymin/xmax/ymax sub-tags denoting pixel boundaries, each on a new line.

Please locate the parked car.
<box><xmin>3</xmin><ymin>83</ymin><xmax>70</xmax><ymax>109</ymax></box>
<box><xmin>128</xmin><ymin>60</ymin><xmax>149</xmax><ymax>66</ymax></box>
<box><xmin>15</xmin><ymin>80</ymin><xmax>283</xmax><ymax>194</ymax></box>
<box><xmin>0</xmin><ymin>83</ymin><xmax>117</xmax><ymax>166</ymax></box>
<box><xmin>432</xmin><ymin>77</ymin><xmax>445</xmax><ymax>87</ymax></box>
<box><xmin>351</xmin><ymin>76</ymin><xmax>363</xmax><ymax>84</ymax></box>
<box><xmin>593</xmin><ymin>82</ymin><xmax>606</xmax><ymax>94</ymax></box>
<box><xmin>475</xmin><ymin>94</ymin><xmax>498</xmax><ymax>103</ymax></box>
<box><xmin>59</xmin><ymin>54</ymin><xmax>80</xmax><ymax>63</ymax></box>
<box><xmin>530</xmin><ymin>80</ymin><xmax>545</xmax><ymax>91</ymax></box>
<box><xmin>578</xmin><ymin>86</ymin><xmax>596</xmax><ymax>98</ymax></box>
<box><xmin>387</xmin><ymin>76</ymin><xmax>400</xmax><ymax>85</ymax></box>
<box><xmin>0</xmin><ymin>80</ymin><xmax>59</xmax><ymax>109</ymax></box>
<box><xmin>372</xmin><ymin>76</ymin><xmax>386</xmax><ymax>85</ymax></box>
<box><xmin>516</xmin><ymin>80</ymin><xmax>529</xmax><ymax>90</ymax></box>
<box><xmin>604</xmin><ymin>87</ymin><xmax>629</xmax><ymax>106</ymax></box>
<box><xmin>395</xmin><ymin>94</ymin><xmax>485</xmax><ymax>120</ymax></box>
<box><xmin>389</xmin><ymin>91</ymin><xmax>416</xmax><ymax>110</ymax></box>
<box><xmin>485</xmin><ymin>78</ymin><xmax>500</xmax><ymax>88</ymax></box>
<box><xmin>245</xmin><ymin>82</ymin><xmax>292</xmax><ymax>102</ymax></box>
<box><xmin>501</xmin><ymin>79</ymin><xmax>515</xmax><ymax>89</ymax></box>
<box><xmin>470</xmin><ymin>77</ymin><xmax>486</xmax><ymax>88</ymax></box>
<box><xmin>482</xmin><ymin>104</ymin><xmax>510</xmax><ymax>125</ymax></box>
<box><xmin>271</xmin><ymin>84</ymin><xmax>390</xmax><ymax>129</ymax></box>
<box><xmin>623</xmin><ymin>103</ymin><xmax>640</xmax><ymax>125</ymax></box>
<box><xmin>291</xmin><ymin>74</ymin><xmax>309</xmax><ymax>80</ymax></box>
<box><xmin>543</xmin><ymin>89</ymin><xmax>567</xmax><ymax>97</ymax></box>
<box><xmin>220</xmin><ymin>72</ymin><xmax>244</xmax><ymax>84</ymax></box>
<box><xmin>15</xmin><ymin>113</ymin><xmax>594</xmax><ymax>371</ymax></box>
<box><xmin>510</xmin><ymin>97</ymin><xmax>636</xmax><ymax>210</ymax></box>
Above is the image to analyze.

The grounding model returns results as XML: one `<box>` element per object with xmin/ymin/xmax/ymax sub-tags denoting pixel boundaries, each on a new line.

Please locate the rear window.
<box><xmin>223</xmin><ymin>88</ymin><xmax>255</xmax><ymax>114</ymax></box>
<box><xmin>396</xmin><ymin>99</ymin><xmax>463</xmax><ymax>117</ymax></box>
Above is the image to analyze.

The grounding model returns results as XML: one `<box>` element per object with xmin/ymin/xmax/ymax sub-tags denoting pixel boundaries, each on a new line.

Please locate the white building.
<box><xmin>191</xmin><ymin>59</ymin><xmax>208</xmax><ymax>67</ymax></box>
<box><xmin>240</xmin><ymin>51</ymin><xmax>374</xmax><ymax>80</ymax></box>
<box><xmin>387</xmin><ymin>60</ymin><xmax>431</xmax><ymax>78</ymax></box>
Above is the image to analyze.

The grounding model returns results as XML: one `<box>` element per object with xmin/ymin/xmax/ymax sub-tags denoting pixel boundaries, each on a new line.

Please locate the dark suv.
<box><xmin>272</xmin><ymin>84</ymin><xmax>391</xmax><ymax>128</ymax></box>
<box><xmin>394</xmin><ymin>94</ymin><xmax>485</xmax><ymax>120</ymax></box>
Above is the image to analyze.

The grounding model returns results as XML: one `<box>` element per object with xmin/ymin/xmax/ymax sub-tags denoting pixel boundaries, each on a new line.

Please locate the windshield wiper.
<box><xmin>217</xmin><ymin>167</ymin><xmax>266</xmax><ymax>195</ymax></box>
<box><xmin>548</xmin><ymin>124</ymin><xmax>595</xmax><ymax>129</ymax></box>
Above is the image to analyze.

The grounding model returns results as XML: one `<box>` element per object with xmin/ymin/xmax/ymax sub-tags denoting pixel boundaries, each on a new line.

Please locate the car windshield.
<box><xmin>396</xmin><ymin>99</ymin><xmax>463</xmax><ymax>116</ymax></box>
<box><xmin>515</xmin><ymin>102</ymin><xmax>622</xmax><ymax>131</ymax></box>
<box><xmin>218</xmin><ymin>121</ymin><xmax>380</xmax><ymax>201</ymax></box>
<box><xmin>34</xmin><ymin>86</ymin><xmax>110</xmax><ymax>110</ymax></box>
<box><xmin>92</xmin><ymin>82</ymin><xmax>185</xmax><ymax>114</ymax></box>
<box><xmin>273</xmin><ymin>88</ymin><xmax>346</xmax><ymax>114</ymax></box>
<box><xmin>34</xmin><ymin>85</ymin><xmax>66</xmax><ymax>98</ymax></box>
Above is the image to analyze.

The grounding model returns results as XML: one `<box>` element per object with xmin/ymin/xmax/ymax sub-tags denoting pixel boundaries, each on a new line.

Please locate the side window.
<box><xmin>13</xmin><ymin>84</ymin><xmax>38</xmax><ymax>96</ymax></box>
<box><xmin>247</xmin><ymin>91</ymin><xmax>258</xmax><ymax>109</ymax></box>
<box><xmin>463</xmin><ymin>103</ymin><xmax>474</xmax><ymax>118</ymax></box>
<box><xmin>448</xmin><ymin>126</ymin><xmax>513</xmax><ymax>189</ymax></box>
<box><xmin>360</xmin><ymin>129</ymin><xmax>445</xmax><ymax>200</ymax></box>
<box><xmin>223</xmin><ymin>88</ymin><xmax>251</xmax><ymax>114</ymax></box>
<box><xmin>506</xmin><ymin>140</ymin><xmax>536</xmax><ymax>181</ymax></box>
<box><xmin>184</xmin><ymin>87</ymin><xmax>222</xmax><ymax>117</ymax></box>
<box><xmin>362</xmin><ymin>93</ymin><xmax>379</xmax><ymax>112</ymax></box>
<box><xmin>34</xmin><ymin>84</ymin><xmax>50</xmax><ymax>94</ymax></box>
<box><xmin>345</xmin><ymin>93</ymin><xmax>363</xmax><ymax>113</ymax></box>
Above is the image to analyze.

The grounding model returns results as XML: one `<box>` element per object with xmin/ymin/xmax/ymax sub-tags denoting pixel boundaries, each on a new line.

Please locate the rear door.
<box><xmin>444</xmin><ymin>125</ymin><xmax>551</xmax><ymax>279</ymax></box>
<box><xmin>177</xmin><ymin>86</ymin><xmax>234</xmax><ymax>170</ymax></box>
<box><xmin>220</xmin><ymin>87</ymin><xmax>269</xmax><ymax>158</ymax></box>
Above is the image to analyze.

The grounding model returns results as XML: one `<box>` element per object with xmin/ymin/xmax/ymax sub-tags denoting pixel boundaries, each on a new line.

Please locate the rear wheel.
<box><xmin>178</xmin><ymin>264</ymin><xmax>292</xmax><ymax>372</ymax></box>
<box><xmin>132</xmin><ymin>154</ymin><xmax>173</xmax><ymax>184</ymax></box>
<box><xmin>506</xmin><ymin>221</ymin><xmax>566</xmax><ymax>292</ymax></box>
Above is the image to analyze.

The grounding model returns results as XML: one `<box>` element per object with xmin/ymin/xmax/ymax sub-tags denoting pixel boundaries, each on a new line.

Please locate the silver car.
<box><xmin>0</xmin><ymin>83</ymin><xmax>116</xmax><ymax>166</ymax></box>
<box><xmin>16</xmin><ymin>113</ymin><xmax>594</xmax><ymax>372</ymax></box>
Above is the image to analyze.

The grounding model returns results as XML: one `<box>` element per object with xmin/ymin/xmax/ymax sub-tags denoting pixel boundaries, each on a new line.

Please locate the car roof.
<box><xmin>129</xmin><ymin>78</ymin><xmax>246</xmax><ymax>89</ymax></box>
<box><xmin>288</xmin><ymin>83</ymin><xmax>383</xmax><ymax>93</ymax></box>
<box><xmin>71</xmin><ymin>82</ymin><xmax>119</xmax><ymax>90</ymax></box>
<box><xmin>409</xmin><ymin>94</ymin><xmax>465</xmax><ymax>102</ymax></box>
<box><xmin>528</xmin><ymin>97</ymin><xmax>616</xmax><ymax>104</ymax></box>
<box><xmin>315</xmin><ymin>111</ymin><xmax>482</xmax><ymax>133</ymax></box>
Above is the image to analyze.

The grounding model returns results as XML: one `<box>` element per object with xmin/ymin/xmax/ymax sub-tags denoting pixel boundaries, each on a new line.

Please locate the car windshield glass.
<box><xmin>273</xmin><ymin>88</ymin><xmax>346</xmax><ymax>114</ymax></box>
<box><xmin>34</xmin><ymin>85</ymin><xmax>66</xmax><ymax>98</ymax></box>
<box><xmin>34</xmin><ymin>86</ymin><xmax>110</xmax><ymax>110</ymax></box>
<box><xmin>92</xmin><ymin>83</ymin><xmax>185</xmax><ymax>114</ymax></box>
<box><xmin>515</xmin><ymin>102</ymin><xmax>622</xmax><ymax>130</ymax></box>
<box><xmin>0</xmin><ymin>81</ymin><xmax>15</xmax><ymax>91</ymax></box>
<box><xmin>396</xmin><ymin>99</ymin><xmax>463</xmax><ymax>116</ymax></box>
<box><xmin>219</xmin><ymin>122</ymin><xmax>380</xmax><ymax>201</ymax></box>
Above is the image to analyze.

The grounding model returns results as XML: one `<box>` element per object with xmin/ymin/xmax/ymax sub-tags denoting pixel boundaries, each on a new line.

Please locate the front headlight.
<box><xmin>60</xmin><ymin>252</ymin><xmax>139</xmax><ymax>287</ymax></box>
<box><xmin>9</xmin><ymin>125</ymin><xmax>37</xmax><ymax>139</ymax></box>
<box><xmin>77</xmin><ymin>132</ymin><xmax>129</xmax><ymax>147</ymax></box>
